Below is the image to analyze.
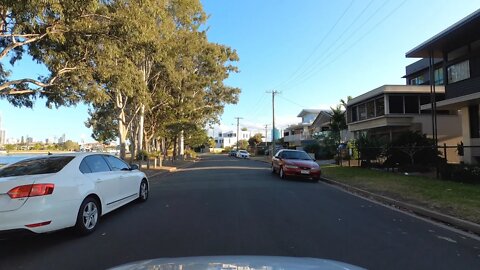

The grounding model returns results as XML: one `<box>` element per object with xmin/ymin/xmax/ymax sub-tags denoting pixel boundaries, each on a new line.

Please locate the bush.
<box><xmin>385</xmin><ymin>131</ymin><xmax>439</xmax><ymax>168</ymax></box>
<box><xmin>185</xmin><ymin>149</ymin><xmax>197</xmax><ymax>159</ymax></box>
<box><xmin>355</xmin><ymin>134</ymin><xmax>385</xmax><ymax>166</ymax></box>
<box><xmin>304</xmin><ymin>142</ymin><xmax>321</xmax><ymax>159</ymax></box>
<box><xmin>440</xmin><ymin>163</ymin><xmax>480</xmax><ymax>183</ymax></box>
<box><xmin>136</xmin><ymin>150</ymin><xmax>149</xmax><ymax>161</ymax></box>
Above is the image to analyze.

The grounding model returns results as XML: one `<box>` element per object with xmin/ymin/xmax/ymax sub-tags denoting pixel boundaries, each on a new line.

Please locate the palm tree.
<box><xmin>329</xmin><ymin>104</ymin><xmax>346</xmax><ymax>145</ymax></box>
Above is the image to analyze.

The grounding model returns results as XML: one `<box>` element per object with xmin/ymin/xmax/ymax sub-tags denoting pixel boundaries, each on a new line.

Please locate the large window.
<box><xmin>358</xmin><ymin>104</ymin><xmax>367</xmax><ymax>120</ymax></box>
<box><xmin>389</xmin><ymin>96</ymin><xmax>404</xmax><ymax>113</ymax></box>
<box><xmin>448</xmin><ymin>60</ymin><xmax>470</xmax><ymax>83</ymax></box>
<box><xmin>469</xmin><ymin>105</ymin><xmax>480</xmax><ymax>138</ymax></box>
<box><xmin>434</xmin><ymin>68</ymin><xmax>444</xmax><ymax>85</ymax></box>
<box><xmin>375</xmin><ymin>98</ymin><xmax>384</xmax><ymax>116</ymax></box>
<box><xmin>104</xmin><ymin>155</ymin><xmax>129</xmax><ymax>171</ymax></box>
<box><xmin>410</xmin><ymin>75</ymin><xmax>425</xmax><ymax>85</ymax></box>
<box><xmin>351</xmin><ymin>107</ymin><xmax>358</xmax><ymax>122</ymax></box>
<box><xmin>366</xmin><ymin>100</ymin><xmax>375</xmax><ymax>118</ymax></box>
<box><xmin>404</xmin><ymin>96</ymin><xmax>419</xmax><ymax>114</ymax></box>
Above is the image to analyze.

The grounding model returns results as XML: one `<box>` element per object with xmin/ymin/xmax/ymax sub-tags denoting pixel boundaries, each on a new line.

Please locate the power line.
<box><xmin>279</xmin><ymin>0</ymin><xmax>375</xmax><ymax>92</ymax></box>
<box><xmin>282</xmin><ymin>0</ymin><xmax>408</xmax><ymax>91</ymax></box>
<box><xmin>273</xmin><ymin>0</ymin><xmax>355</xmax><ymax>90</ymax></box>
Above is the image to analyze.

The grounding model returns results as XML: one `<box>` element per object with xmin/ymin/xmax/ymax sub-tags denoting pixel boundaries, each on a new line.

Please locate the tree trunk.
<box><xmin>137</xmin><ymin>104</ymin><xmax>145</xmax><ymax>154</ymax></box>
<box><xmin>173</xmin><ymin>136</ymin><xmax>177</xmax><ymax>161</ymax></box>
<box><xmin>178</xmin><ymin>130</ymin><xmax>185</xmax><ymax>159</ymax></box>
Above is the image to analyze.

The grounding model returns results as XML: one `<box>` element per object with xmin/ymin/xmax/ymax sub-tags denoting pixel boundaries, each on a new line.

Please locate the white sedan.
<box><xmin>0</xmin><ymin>153</ymin><xmax>148</xmax><ymax>235</ymax></box>
<box><xmin>236</xmin><ymin>150</ymin><xmax>250</xmax><ymax>159</ymax></box>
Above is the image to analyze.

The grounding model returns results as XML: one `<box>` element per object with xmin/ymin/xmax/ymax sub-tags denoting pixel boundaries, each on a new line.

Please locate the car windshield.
<box><xmin>282</xmin><ymin>151</ymin><xmax>312</xmax><ymax>160</ymax></box>
<box><xmin>0</xmin><ymin>156</ymin><xmax>75</xmax><ymax>177</ymax></box>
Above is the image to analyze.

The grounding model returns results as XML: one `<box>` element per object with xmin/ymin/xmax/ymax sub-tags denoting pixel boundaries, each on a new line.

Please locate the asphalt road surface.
<box><xmin>1</xmin><ymin>154</ymin><xmax>480</xmax><ymax>270</ymax></box>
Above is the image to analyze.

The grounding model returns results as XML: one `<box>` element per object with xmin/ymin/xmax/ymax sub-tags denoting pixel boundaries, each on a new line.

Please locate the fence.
<box><xmin>336</xmin><ymin>144</ymin><xmax>480</xmax><ymax>169</ymax></box>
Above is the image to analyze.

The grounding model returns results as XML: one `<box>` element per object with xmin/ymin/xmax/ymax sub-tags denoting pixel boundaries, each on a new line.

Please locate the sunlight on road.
<box><xmin>178</xmin><ymin>166</ymin><xmax>270</xmax><ymax>172</ymax></box>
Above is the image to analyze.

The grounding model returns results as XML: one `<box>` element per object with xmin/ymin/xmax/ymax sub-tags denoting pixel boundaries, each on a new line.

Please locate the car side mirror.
<box><xmin>130</xmin><ymin>164</ymin><xmax>139</xmax><ymax>170</ymax></box>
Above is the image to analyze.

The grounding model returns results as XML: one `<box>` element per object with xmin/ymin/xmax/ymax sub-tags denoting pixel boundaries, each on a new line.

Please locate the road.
<box><xmin>1</xmin><ymin>154</ymin><xmax>479</xmax><ymax>270</ymax></box>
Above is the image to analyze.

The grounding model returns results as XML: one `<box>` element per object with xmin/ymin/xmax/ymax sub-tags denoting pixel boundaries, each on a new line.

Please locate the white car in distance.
<box><xmin>236</xmin><ymin>150</ymin><xmax>250</xmax><ymax>159</ymax></box>
<box><xmin>0</xmin><ymin>153</ymin><xmax>149</xmax><ymax>235</ymax></box>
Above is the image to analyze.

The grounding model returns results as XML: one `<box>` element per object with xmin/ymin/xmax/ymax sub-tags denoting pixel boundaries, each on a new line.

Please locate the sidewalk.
<box><xmin>141</xmin><ymin>158</ymin><xmax>196</xmax><ymax>178</ymax></box>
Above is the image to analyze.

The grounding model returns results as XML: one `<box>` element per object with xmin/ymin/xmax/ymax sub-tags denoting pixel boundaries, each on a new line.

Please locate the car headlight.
<box><xmin>284</xmin><ymin>165</ymin><xmax>299</xmax><ymax>169</ymax></box>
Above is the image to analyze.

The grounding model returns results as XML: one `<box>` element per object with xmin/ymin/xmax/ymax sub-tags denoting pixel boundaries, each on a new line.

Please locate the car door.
<box><xmin>272</xmin><ymin>150</ymin><xmax>283</xmax><ymax>171</ymax></box>
<box><xmin>81</xmin><ymin>155</ymin><xmax>120</xmax><ymax>209</ymax></box>
<box><xmin>103</xmin><ymin>155</ymin><xmax>139</xmax><ymax>200</ymax></box>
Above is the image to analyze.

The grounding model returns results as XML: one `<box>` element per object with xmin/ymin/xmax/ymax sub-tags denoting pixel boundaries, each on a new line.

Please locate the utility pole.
<box><xmin>234</xmin><ymin>117</ymin><xmax>243</xmax><ymax>150</ymax></box>
<box><xmin>266</xmin><ymin>90</ymin><xmax>280</xmax><ymax>156</ymax></box>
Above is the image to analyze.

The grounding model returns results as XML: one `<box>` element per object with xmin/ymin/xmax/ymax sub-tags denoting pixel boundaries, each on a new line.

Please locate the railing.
<box><xmin>283</xmin><ymin>134</ymin><xmax>312</xmax><ymax>142</ymax></box>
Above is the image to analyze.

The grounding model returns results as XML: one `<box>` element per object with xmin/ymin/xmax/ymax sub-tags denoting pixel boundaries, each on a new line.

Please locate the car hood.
<box><xmin>285</xmin><ymin>159</ymin><xmax>318</xmax><ymax>168</ymax></box>
<box><xmin>110</xmin><ymin>256</ymin><xmax>365</xmax><ymax>270</ymax></box>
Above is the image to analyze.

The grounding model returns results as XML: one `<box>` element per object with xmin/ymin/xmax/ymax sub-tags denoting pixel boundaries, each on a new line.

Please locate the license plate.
<box><xmin>300</xmin><ymin>170</ymin><xmax>309</xmax><ymax>174</ymax></box>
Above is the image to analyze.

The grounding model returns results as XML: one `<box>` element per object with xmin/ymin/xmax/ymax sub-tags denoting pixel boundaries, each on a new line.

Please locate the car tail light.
<box><xmin>7</xmin><ymin>184</ymin><xmax>55</xmax><ymax>199</ymax></box>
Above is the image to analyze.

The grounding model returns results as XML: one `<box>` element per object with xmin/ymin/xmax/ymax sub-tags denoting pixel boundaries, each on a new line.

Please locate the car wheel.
<box><xmin>75</xmin><ymin>197</ymin><xmax>100</xmax><ymax>235</ymax></box>
<box><xmin>279</xmin><ymin>167</ymin><xmax>286</xmax><ymax>179</ymax></box>
<box><xmin>138</xmin><ymin>179</ymin><xmax>149</xmax><ymax>202</ymax></box>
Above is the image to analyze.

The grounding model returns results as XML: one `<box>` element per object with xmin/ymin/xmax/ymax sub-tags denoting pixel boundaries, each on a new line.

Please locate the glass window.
<box><xmin>104</xmin><ymin>155</ymin><xmax>129</xmax><ymax>171</ymax></box>
<box><xmin>410</xmin><ymin>75</ymin><xmax>425</xmax><ymax>85</ymax></box>
<box><xmin>0</xmin><ymin>156</ymin><xmax>75</xmax><ymax>177</ymax></box>
<box><xmin>351</xmin><ymin>106</ymin><xmax>358</xmax><ymax>122</ymax></box>
<box><xmin>358</xmin><ymin>104</ymin><xmax>367</xmax><ymax>120</ymax></box>
<box><xmin>469</xmin><ymin>105</ymin><xmax>480</xmax><ymax>138</ymax></box>
<box><xmin>79</xmin><ymin>160</ymin><xmax>92</xmax><ymax>174</ymax></box>
<box><xmin>434</xmin><ymin>68</ymin><xmax>444</xmax><ymax>85</ymax></box>
<box><xmin>281</xmin><ymin>150</ymin><xmax>312</xmax><ymax>160</ymax></box>
<box><xmin>404</xmin><ymin>96</ymin><xmax>419</xmax><ymax>114</ymax></box>
<box><xmin>448</xmin><ymin>60</ymin><xmax>470</xmax><ymax>83</ymax></box>
<box><xmin>389</xmin><ymin>96</ymin><xmax>404</xmax><ymax>114</ymax></box>
<box><xmin>82</xmin><ymin>155</ymin><xmax>111</xmax><ymax>173</ymax></box>
<box><xmin>366</xmin><ymin>100</ymin><xmax>375</xmax><ymax>118</ymax></box>
<box><xmin>375</xmin><ymin>98</ymin><xmax>385</xmax><ymax>116</ymax></box>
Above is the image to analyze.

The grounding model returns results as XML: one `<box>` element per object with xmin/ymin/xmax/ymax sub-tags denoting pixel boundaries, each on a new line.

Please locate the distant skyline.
<box><xmin>1</xmin><ymin>1</ymin><xmax>480</xmax><ymax>141</ymax></box>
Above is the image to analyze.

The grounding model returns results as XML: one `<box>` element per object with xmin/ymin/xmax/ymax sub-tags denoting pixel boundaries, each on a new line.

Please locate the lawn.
<box><xmin>321</xmin><ymin>165</ymin><xmax>480</xmax><ymax>224</ymax></box>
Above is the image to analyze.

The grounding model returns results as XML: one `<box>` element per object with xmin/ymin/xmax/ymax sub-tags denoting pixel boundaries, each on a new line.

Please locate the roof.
<box><xmin>312</xmin><ymin>110</ymin><xmax>333</xmax><ymax>127</ymax></box>
<box><xmin>297</xmin><ymin>109</ymin><xmax>321</xmax><ymax>118</ymax></box>
<box><xmin>406</xmin><ymin>9</ymin><xmax>480</xmax><ymax>58</ymax></box>
<box><xmin>347</xmin><ymin>85</ymin><xmax>445</xmax><ymax>106</ymax></box>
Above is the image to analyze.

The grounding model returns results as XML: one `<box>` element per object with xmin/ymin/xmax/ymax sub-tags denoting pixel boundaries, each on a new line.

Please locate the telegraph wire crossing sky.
<box><xmin>1</xmin><ymin>0</ymin><xmax>479</xmax><ymax>142</ymax></box>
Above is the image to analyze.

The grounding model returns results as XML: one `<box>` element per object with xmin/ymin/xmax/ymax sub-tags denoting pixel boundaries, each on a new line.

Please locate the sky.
<box><xmin>1</xmin><ymin>0</ymin><xmax>480</xmax><ymax>143</ymax></box>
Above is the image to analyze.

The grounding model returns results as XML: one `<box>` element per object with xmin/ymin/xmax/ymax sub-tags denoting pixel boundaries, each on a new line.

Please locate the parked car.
<box><xmin>236</xmin><ymin>150</ymin><xmax>250</xmax><ymax>159</ymax></box>
<box><xmin>271</xmin><ymin>149</ymin><xmax>321</xmax><ymax>181</ymax></box>
<box><xmin>229</xmin><ymin>150</ymin><xmax>237</xmax><ymax>157</ymax></box>
<box><xmin>0</xmin><ymin>153</ymin><xmax>149</xmax><ymax>235</ymax></box>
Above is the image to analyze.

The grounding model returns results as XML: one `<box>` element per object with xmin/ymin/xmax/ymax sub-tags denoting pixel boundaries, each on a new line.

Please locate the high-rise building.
<box><xmin>58</xmin><ymin>133</ymin><xmax>66</xmax><ymax>144</ymax></box>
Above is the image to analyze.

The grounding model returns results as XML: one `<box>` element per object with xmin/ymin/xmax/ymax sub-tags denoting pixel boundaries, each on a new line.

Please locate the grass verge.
<box><xmin>321</xmin><ymin>165</ymin><xmax>480</xmax><ymax>224</ymax></box>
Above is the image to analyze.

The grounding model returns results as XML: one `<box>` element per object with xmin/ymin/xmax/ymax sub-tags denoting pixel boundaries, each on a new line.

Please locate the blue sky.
<box><xmin>1</xmin><ymin>0</ymin><xmax>480</xmax><ymax>142</ymax></box>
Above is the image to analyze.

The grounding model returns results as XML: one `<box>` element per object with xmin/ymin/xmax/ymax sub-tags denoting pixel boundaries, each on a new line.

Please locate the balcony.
<box><xmin>283</xmin><ymin>134</ymin><xmax>312</xmax><ymax>143</ymax></box>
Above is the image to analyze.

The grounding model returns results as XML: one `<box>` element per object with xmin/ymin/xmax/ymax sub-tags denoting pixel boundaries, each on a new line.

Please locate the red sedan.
<box><xmin>271</xmin><ymin>149</ymin><xmax>321</xmax><ymax>181</ymax></box>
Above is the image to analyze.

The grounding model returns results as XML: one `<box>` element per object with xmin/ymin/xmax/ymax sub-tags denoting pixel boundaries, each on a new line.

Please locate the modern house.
<box><xmin>214</xmin><ymin>130</ymin><xmax>251</xmax><ymax>149</ymax></box>
<box><xmin>346</xmin><ymin>85</ymin><xmax>462</xmax><ymax>155</ymax></box>
<box><xmin>406</xmin><ymin>9</ymin><xmax>480</xmax><ymax>164</ymax></box>
<box><xmin>283</xmin><ymin>109</ymin><xmax>321</xmax><ymax>148</ymax></box>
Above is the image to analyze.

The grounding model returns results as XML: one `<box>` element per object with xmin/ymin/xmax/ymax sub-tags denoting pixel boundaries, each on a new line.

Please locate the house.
<box><xmin>283</xmin><ymin>109</ymin><xmax>321</xmax><ymax>148</ymax></box>
<box><xmin>346</xmin><ymin>85</ymin><xmax>462</xmax><ymax>156</ymax></box>
<box><xmin>406</xmin><ymin>9</ymin><xmax>480</xmax><ymax>164</ymax></box>
<box><xmin>214</xmin><ymin>130</ymin><xmax>251</xmax><ymax>149</ymax></box>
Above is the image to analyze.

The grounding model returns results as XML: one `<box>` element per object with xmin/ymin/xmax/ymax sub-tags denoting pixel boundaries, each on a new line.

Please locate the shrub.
<box><xmin>136</xmin><ymin>150</ymin><xmax>149</xmax><ymax>161</ymax></box>
<box><xmin>354</xmin><ymin>134</ymin><xmax>385</xmax><ymax>167</ymax></box>
<box><xmin>385</xmin><ymin>131</ymin><xmax>439</xmax><ymax>168</ymax></box>
<box><xmin>185</xmin><ymin>149</ymin><xmax>197</xmax><ymax>159</ymax></box>
<box><xmin>440</xmin><ymin>163</ymin><xmax>480</xmax><ymax>183</ymax></box>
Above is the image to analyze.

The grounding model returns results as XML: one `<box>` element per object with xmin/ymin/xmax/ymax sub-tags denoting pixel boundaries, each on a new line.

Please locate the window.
<box><xmin>366</xmin><ymin>100</ymin><xmax>375</xmax><ymax>118</ymax></box>
<box><xmin>358</xmin><ymin>104</ymin><xmax>367</xmax><ymax>120</ymax></box>
<box><xmin>410</xmin><ymin>75</ymin><xmax>425</xmax><ymax>85</ymax></box>
<box><xmin>82</xmin><ymin>155</ymin><xmax>111</xmax><ymax>173</ymax></box>
<box><xmin>434</xmin><ymin>68</ymin><xmax>444</xmax><ymax>85</ymax></box>
<box><xmin>375</xmin><ymin>98</ymin><xmax>385</xmax><ymax>116</ymax></box>
<box><xmin>79</xmin><ymin>160</ymin><xmax>92</xmax><ymax>174</ymax></box>
<box><xmin>0</xmin><ymin>156</ymin><xmax>75</xmax><ymax>177</ymax></box>
<box><xmin>104</xmin><ymin>155</ymin><xmax>129</xmax><ymax>171</ymax></box>
<box><xmin>389</xmin><ymin>96</ymin><xmax>404</xmax><ymax>113</ymax></box>
<box><xmin>351</xmin><ymin>106</ymin><xmax>358</xmax><ymax>122</ymax></box>
<box><xmin>448</xmin><ymin>60</ymin><xmax>470</xmax><ymax>83</ymax></box>
<box><xmin>404</xmin><ymin>96</ymin><xmax>419</xmax><ymax>114</ymax></box>
<box><xmin>469</xmin><ymin>105</ymin><xmax>480</xmax><ymax>138</ymax></box>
